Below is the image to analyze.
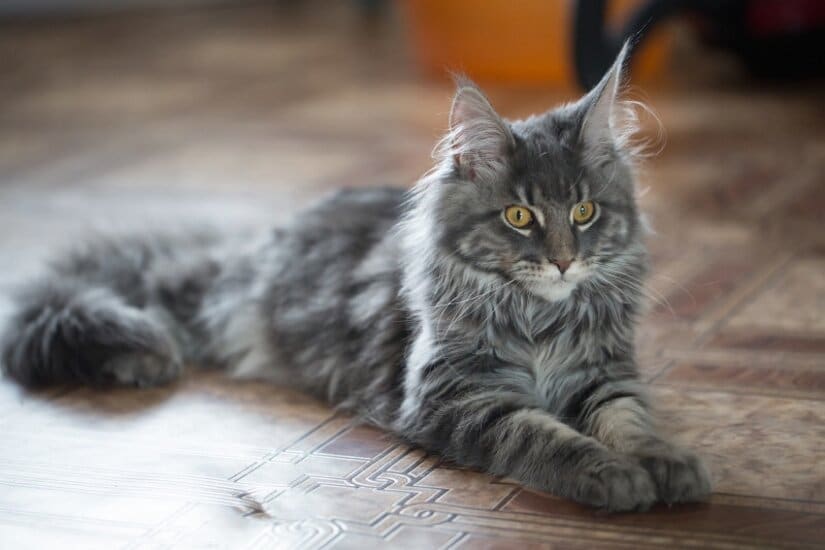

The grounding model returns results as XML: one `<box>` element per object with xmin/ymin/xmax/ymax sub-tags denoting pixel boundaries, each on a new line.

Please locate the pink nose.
<box><xmin>552</xmin><ymin>259</ymin><xmax>573</xmax><ymax>274</ymax></box>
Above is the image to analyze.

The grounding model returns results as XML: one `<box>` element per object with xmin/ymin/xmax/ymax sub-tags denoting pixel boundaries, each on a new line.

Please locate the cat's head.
<box><xmin>427</xmin><ymin>45</ymin><xmax>650</xmax><ymax>303</ymax></box>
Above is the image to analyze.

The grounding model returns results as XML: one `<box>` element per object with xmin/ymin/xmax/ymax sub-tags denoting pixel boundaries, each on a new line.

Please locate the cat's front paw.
<box><xmin>636</xmin><ymin>445</ymin><xmax>712</xmax><ymax>504</ymax></box>
<box><xmin>574</xmin><ymin>457</ymin><xmax>657</xmax><ymax>512</ymax></box>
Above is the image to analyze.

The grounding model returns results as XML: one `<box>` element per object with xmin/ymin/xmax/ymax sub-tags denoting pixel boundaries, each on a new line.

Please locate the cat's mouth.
<box><xmin>513</xmin><ymin>261</ymin><xmax>589</xmax><ymax>302</ymax></box>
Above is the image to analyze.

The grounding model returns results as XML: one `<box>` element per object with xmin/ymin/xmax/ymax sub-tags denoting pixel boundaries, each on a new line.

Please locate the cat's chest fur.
<box><xmin>482</xmin><ymin>300</ymin><xmax>618</xmax><ymax>412</ymax></box>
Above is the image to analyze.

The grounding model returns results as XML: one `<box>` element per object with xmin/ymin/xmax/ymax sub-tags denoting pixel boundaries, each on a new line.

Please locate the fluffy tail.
<box><xmin>2</xmin><ymin>280</ymin><xmax>183</xmax><ymax>388</ymax></box>
<box><xmin>0</xmin><ymin>233</ymin><xmax>209</xmax><ymax>392</ymax></box>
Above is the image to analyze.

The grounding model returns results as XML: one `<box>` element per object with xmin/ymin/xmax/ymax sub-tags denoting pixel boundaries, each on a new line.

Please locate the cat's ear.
<box><xmin>577</xmin><ymin>42</ymin><xmax>634</xmax><ymax>159</ymax></box>
<box><xmin>446</xmin><ymin>79</ymin><xmax>514</xmax><ymax>182</ymax></box>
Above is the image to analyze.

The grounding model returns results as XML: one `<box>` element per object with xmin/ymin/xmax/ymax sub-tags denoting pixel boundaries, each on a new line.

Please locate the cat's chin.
<box><xmin>524</xmin><ymin>279</ymin><xmax>578</xmax><ymax>303</ymax></box>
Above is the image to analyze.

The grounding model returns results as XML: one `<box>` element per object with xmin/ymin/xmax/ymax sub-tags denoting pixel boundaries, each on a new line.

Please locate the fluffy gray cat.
<box><xmin>1</xmin><ymin>46</ymin><xmax>710</xmax><ymax>512</ymax></box>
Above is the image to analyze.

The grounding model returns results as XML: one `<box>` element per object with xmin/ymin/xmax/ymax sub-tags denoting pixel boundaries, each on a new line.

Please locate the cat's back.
<box><xmin>286</xmin><ymin>186</ymin><xmax>406</xmax><ymax>242</ymax></box>
<box><xmin>267</xmin><ymin>186</ymin><xmax>407</xmax><ymax>284</ymax></box>
<box><xmin>260</xmin><ymin>186</ymin><xmax>411</xmax><ymax>410</ymax></box>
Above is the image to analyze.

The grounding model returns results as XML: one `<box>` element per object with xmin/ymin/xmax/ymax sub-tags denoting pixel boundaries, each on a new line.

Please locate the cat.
<box><xmin>1</xmin><ymin>45</ymin><xmax>710</xmax><ymax>512</ymax></box>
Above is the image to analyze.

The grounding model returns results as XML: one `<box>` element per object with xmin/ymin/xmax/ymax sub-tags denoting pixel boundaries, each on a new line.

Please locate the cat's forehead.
<box><xmin>507</xmin><ymin>113</ymin><xmax>586</xmax><ymax>202</ymax></box>
<box><xmin>511</xmin><ymin>107</ymin><xmax>582</xmax><ymax>150</ymax></box>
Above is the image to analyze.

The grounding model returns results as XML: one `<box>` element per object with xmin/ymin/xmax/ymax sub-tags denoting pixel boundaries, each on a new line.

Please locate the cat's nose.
<box><xmin>551</xmin><ymin>259</ymin><xmax>573</xmax><ymax>274</ymax></box>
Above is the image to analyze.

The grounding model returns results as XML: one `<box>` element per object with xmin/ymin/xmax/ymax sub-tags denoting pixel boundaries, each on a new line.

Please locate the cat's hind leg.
<box><xmin>1</xmin><ymin>280</ymin><xmax>182</xmax><ymax>388</ymax></box>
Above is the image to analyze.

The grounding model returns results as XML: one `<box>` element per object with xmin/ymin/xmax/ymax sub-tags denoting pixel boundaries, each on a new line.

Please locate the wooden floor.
<box><xmin>1</xmin><ymin>4</ymin><xmax>824</xmax><ymax>549</ymax></box>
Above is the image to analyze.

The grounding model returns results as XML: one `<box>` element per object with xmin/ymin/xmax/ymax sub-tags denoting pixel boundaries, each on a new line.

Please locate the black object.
<box><xmin>572</xmin><ymin>0</ymin><xmax>825</xmax><ymax>90</ymax></box>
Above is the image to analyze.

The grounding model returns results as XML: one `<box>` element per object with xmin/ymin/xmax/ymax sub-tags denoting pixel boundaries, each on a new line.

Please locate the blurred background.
<box><xmin>0</xmin><ymin>1</ymin><xmax>824</xmax><ymax>548</ymax></box>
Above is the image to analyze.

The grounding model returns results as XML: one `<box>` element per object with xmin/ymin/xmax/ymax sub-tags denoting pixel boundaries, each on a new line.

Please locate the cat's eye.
<box><xmin>571</xmin><ymin>201</ymin><xmax>597</xmax><ymax>225</ymax></box>
<box><xmin>504</xmin><ymin>206</ymin><xmax>534</xmax><ymax>229</ymax></box>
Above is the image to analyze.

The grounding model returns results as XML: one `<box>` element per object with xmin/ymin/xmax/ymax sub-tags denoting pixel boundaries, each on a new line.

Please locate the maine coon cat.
<box><xmin>1</xmin><ymin>46</ymin><xmax>710</xmax><ymax>512</ymax></box>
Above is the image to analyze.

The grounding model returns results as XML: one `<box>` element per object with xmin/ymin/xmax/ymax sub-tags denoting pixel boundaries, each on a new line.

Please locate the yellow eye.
<box><xmin>504</xmin><ymin>206</ymin><xmax>534</xmax><ymax>229</ymax></box>
<box><xmin>572</xmin><ymin>201</ymin><xmax>596</xmax><ymax>225</ymax></box>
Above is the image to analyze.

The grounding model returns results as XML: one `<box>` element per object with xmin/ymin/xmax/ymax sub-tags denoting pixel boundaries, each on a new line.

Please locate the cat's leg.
<box><xmin>579</xmin><ymin>377</ymin><xmax>712</xmax><ymax>504</ymax></box>
<box><xmin>401</xmin><ymin>389</ymin><xmax>657</xmax><ymax>512</ymax></box>
<box><xmin>1</xmin><ymin>280</ymin><xmax>182</xmax><ymax>388</ymax></box>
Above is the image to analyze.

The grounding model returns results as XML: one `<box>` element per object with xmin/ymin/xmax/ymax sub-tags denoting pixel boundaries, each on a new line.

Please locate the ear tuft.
<box><xmin>578</xmin><ymin>41</ymin><xmax>658</xmax><ymax>163</ymax></box>
<box><xmin>440</xmin><ymin>78</ymin><xmax>514</xmax><ymax>182</ymax></box>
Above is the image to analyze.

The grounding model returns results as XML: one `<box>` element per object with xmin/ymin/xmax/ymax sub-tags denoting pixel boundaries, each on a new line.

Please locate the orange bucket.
<box><xmin>401</xmin><ymin>0</ymin><xmax>671</xmax><ymax>88</ymax></box>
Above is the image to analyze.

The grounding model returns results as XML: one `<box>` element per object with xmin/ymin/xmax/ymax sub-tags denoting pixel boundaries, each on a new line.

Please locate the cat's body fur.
<box><xmin>1</xmin><ymin>47</ymin><xmax>711</xmax><ymax>511</ymax></box>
